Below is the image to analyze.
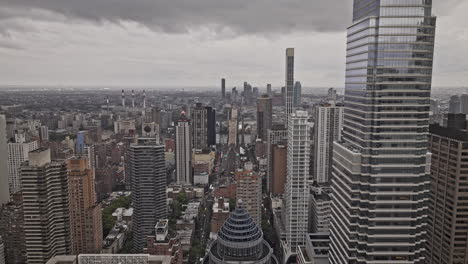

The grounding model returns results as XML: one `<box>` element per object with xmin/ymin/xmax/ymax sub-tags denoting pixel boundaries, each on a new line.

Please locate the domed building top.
<box><xmin>218</xmin><ymin>200</ymin><xmax>262</xmax><ymax>244</ymax></box>
<box><xmin>204</xmin><ymin>200</ymin><xmax>278</xmax><ymax>264</ymax></box>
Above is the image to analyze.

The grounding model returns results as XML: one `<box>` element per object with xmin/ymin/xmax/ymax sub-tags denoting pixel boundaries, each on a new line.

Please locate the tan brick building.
<box><xmin>271</xmin><ymin>144</ymin><xmax>287</xmax><ymax>196</ymax></box>
<box><xmin>235</xmin><ymin>170</ymin><xmax>262</xmax><ymax>224</ymax></box>
<box><xmin>68</xmin><ymin>157</ymin><xmax>102</xmax><ymax>254</ymax></box>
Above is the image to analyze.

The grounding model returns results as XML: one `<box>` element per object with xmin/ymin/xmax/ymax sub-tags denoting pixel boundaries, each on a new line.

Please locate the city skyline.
<box><xmin>0</xmin><ymin>1</ymin><xmax>466</xmax><ymax>87</ymax></box>
<box><xmin>1</xmin><ymin>1</ymin><xmax>468</xmax><ymax>264</ymax></box>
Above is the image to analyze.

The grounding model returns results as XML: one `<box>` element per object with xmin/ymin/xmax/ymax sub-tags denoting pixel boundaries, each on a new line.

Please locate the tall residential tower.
<box><xmin>0</xmin><ymin>115</ymin><xmax>9</xmax><ymax>205</ymax></box>
<box><xmin>293</xmin><ymin>81</ymin><xmax>302</xmax><ymax>107</ymax></box>
<box><xmin>191</xmin><ymin>103</ymin><xmax>216</xmax><ymax>150</ymax></box>
<box><xmin>426</xmin><ymin>115</ymin><xmax>468</xmax><ymax>263</ymax></box>
<box><xmin>283</xmin><ymin>111</ymin><xmax>311</xmax><ymax>259</ymax></box>
<box><xmin>7</xmin><ymin>136</ymin><xmax>38</xmax><ymax>194</ymax></box>
<box><xmin>329</xmin><ymin>1</ymin><xmax>436</xmax><ymax>263</ymax></box>
<box><xmin>67</xmin><ymin>157</ymin><xmax>102</xmax><ymax>254</ymax></box>
<box><xmin>221</xmin><ymin>78</ymin><xmax>226</xmax><ymax>98</ymax></box>
<box><xmin>235</xmin><ymin>170</ymin><xmax>262</xmax><ymax>225</ymax></box>
<box><xmin>256</xmin><ymin>94</ymin><xmax>273</xmax><ymax>141</ymax></box>
<box><xmin>313</xmin><ymin>100</ymin><xmax>344</xmax><ymax>183</ymax></box>
<box><xmin>127</xmin><ymin>138</ymin><xmax>167</xmax><ymax>252</ymax></box>
<box><xmin>285</xmin><ymin>48</ymin><xmax>295</xmax><ymax>124</ymax></box>
<box><xmin>21</xmin><ymin>148</ymin><xmax>71</xmax><ymax>264</ymax></box>
<box><xmin>192</xmin><ymin>103</ymin><xmax>209</xmax><ymax>150</ymax></box>
<box><xmin>266</xmin><ymin>124</ymin><xmax>288</xmax><ymax>194</ymax></box>
<box><xmin>176</xmin><ymin>113</ymin><xmax>192</xmax><ymax>185</ymax></box>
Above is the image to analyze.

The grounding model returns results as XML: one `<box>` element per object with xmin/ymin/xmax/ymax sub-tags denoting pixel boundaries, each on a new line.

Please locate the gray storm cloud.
<box><xmin>0</xmin><ymin>0</ymin><xmax>463</xmax><ymax>34</ymax></box>
<box><xmin>0</xmin><ymin>0</ymin><xmax>466</xmax><ymax>87</ymax></box>
<box><xmin>4</xmin><ymin>0</ymin><xmax>346</xmax><ymax>34</ymax></box>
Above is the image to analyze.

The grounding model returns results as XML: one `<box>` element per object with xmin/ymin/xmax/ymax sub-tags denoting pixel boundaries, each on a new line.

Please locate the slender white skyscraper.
<box><xmin>282</xmin><ymin>110</ymin><xmax>310</xmax><ymax>260</ymax></box>
<box><xmin>0</xmin><ymin>115</ymin><xmax>9</xmax><ymax>205</ymax></box>
<box><xmin>176</xmin><ymin>112</ymin><xmax>192</xmax><ymax>185</ymax></box>
<box><xmin>313</xmin><ymin>100</ymin><xmax>343</xmax><ymax>183</ymax></box>
<box><xmin>329</xmin><ymin>1</ymin><xmax>436</xmax><ymax>263</ymax></box>
<box><xmin>285</xmin><ymin>48</ymin><xmax>295</xmax><ymax>124</ymax></box>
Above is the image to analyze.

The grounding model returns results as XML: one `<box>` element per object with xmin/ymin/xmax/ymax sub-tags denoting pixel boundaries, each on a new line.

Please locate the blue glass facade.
<box><xmin>75</xmin><ymin>131</ymin><xmax>86</xmax><ymax>154</ymax></box>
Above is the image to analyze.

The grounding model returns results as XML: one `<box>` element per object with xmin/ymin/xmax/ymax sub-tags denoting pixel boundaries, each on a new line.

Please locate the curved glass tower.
<box><xmin>204</xmin><ymin>202</ymin><xmax>278</xmax><ymax>264</ymax></box>
<box><xmin>329</xmin><ymin>0</ymin><xmax>436</xmax><ymax>263</ymax></box>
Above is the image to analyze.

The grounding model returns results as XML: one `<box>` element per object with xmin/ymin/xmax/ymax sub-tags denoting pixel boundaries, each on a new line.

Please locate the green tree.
<box><xmin>176</xmin><ymin>191</ymin><xmax>188</xmax><ymax>205</ymax></box>
<box><xmin>188</xmin><ymin>239</ymin><xmax>203</xmax><ymax>263</ymax></box>
<box><xmin>168</xmin><ymin>200</ymin><xmax>183</xmax><ymax>233</ymax></box>
<box><xmin>102</xmin><ymin>196</ymin><xmax>131</xmax><ymax>237</ymax></box>
<box><xmin>229</xmin><ymin>199</ymin><xmax>236</xmax><ymax>211</ymax></box>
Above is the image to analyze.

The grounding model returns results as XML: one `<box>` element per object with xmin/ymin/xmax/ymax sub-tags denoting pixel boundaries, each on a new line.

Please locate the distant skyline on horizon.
<box><xmin>0</xmin><ymin>85</ymin><xmax>344</xmax><ymax>95</ymax></box>
<box><xmin>1</xmin><ymin>85</ymin><xmax>467</xmax><ymax>100</ymax></box>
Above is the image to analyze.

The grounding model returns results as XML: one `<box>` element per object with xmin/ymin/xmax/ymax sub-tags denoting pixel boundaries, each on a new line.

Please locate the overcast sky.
<box><xmin>0</xmin><ymin>0</ymin><xmax>467</xmax><ymax>89</ymax></box>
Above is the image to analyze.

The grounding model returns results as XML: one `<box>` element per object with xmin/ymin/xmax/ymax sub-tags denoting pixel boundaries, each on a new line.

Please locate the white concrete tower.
<box><xmin>313</xmin><ymin>97</ymin><xmax>344</xmax><ymax>183</ymax></box>
<box><xmin>283</xmin><ymin>110</ymin><xmax>311</xmax><ymax>260</ymax></box>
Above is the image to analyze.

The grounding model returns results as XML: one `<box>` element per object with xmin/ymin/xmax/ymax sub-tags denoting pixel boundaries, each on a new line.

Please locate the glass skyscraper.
<box><xmin>329</xmin><ymin>0</ymin><xmax>436</xmax><ymax>263</ymax></box>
